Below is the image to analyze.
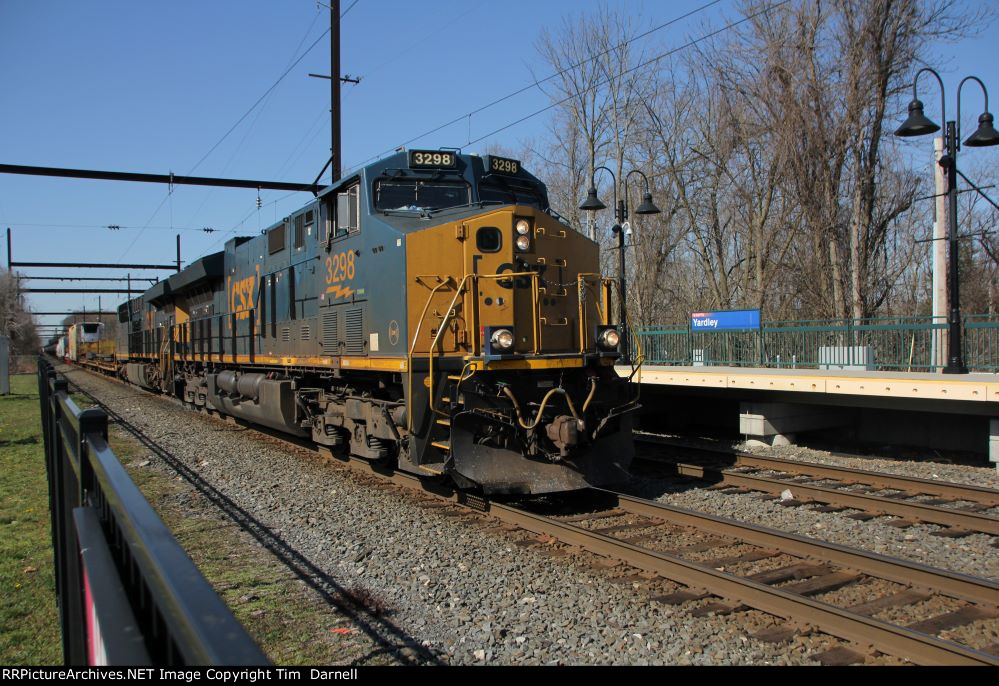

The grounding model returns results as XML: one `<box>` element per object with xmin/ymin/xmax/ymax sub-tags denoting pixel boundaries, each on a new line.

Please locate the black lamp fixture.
<box><xmin>895</xmin><ymin>98</ymin><xmax>941</xmax><ymax>137</ymax></box>
<box><xmin>578</xmin><ymin>166</ymin><xmax>661</xmax><ymax>364</ymax></box>
<box><xmin>626</xmin><ymin>170</ymin><xmax>662</xmax><ymax>218</ymax></box>
<box><xmin>894</xmin><ymin>69</ymin><xmax>999</xmax><ymax>374</ymax></box>
<box><xmin>579</xmin><ymin>187</ymin><xmax>607</xmax><ymax>212</ymax></box>
<box><xmin>964</xmin><ymin>110</ymin><xmax>999</xmax><ymax>147</ymax></box>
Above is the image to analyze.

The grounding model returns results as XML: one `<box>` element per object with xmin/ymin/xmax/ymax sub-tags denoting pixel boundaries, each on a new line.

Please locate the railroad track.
<box><xmin>64</xmin><ymin>368</ymin><xmax>999</xmax><ymax>665</ymax></box>
<box><xmin>634</xmin><ymin>434</ymin><xmax>999</xmax><ymax>538</ymax></box>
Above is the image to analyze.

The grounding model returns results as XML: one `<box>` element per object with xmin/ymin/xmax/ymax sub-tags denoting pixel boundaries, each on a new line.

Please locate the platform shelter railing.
<box><xmin>634</xmin><ymin>314</ymin><xmax>999</xmax><ymax>372</ymax></box>
<box><xmin>37</xmin><ymin>357</ymin><xmax>268</xmax><ymax>666</ymax></box>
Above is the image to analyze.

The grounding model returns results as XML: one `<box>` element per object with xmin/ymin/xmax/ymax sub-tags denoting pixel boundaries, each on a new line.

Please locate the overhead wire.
<box><xmin>463</xmin><ymin>0</ymin><xmax>790</xmax><ymax>148</ymax></box>
<box><xmin>189</xmin><ymin>0</ymin><xmax>360</xmax><ymax>178</ymax></box>
<box><xmin>184</xmin><ymin>9</ymin><xmax>327</xmax><ymax>229</ymax></box>
<box><xmin>135</xmin><ymin>1</ymin><xmax>361</xmax><ymax>262</ymax></box>
<box><xmin>187</xmin><ymin>1</ymin><xmax>362</xmax><ymax>253</ymax></box>
<box><xmin>185</xmin><ymin>27</ymin><xmax>332</xmax><ymax>178</ymax></box>
<box><xmin>341</xmin><ymin>0</ymin><xmax>725</xmax><ymax>174</ymax></box>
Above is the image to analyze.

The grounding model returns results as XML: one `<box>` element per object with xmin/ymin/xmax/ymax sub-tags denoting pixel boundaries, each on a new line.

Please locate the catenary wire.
<box><xmin>342</xmin><ymin>0</ymin><xmax>725</xmax><ymax>173</ymax></box>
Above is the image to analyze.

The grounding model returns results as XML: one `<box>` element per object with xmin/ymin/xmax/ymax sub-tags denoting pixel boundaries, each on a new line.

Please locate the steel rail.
<box><xmin>606</xmin><ymin>491</ymin><xmax>998</xmax><ymax>605</ymax></box>
<box><xmin>658</xmin><ymin>461</ymin><xmax>999</xmax><ymax>535</ymax></box>
<box><xmin>489</xmin><ymin>495</ymin><xmax>999</xmax><ymax>666</ymax></box>
<box><xmin>636</xmin><ymin>434</ymin><xmax>999</xmax><ymax>506</ymax></box>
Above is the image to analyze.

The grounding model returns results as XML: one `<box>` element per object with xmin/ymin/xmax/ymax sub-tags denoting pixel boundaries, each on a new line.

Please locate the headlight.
<box><xmin>515</xmin><ymin>234</ymin><xmax>531</xmax><ymax>251</ymax></box>
<box><xmin>515</xmin><ymin>219</ymin><xmax>531</xmax><ymax>235</ymax></box>
<box><xmin>599</xmin><ymin>328</ymin><xmax>620</xmax><ymax>350</ymax></box>
<box><xmin>490</xmin><ymin>328</ymin><xmax>515</xmax><ymax>350</ymax></box>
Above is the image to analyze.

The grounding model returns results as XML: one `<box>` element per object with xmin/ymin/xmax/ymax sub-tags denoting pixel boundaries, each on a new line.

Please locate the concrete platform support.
<box><xmin>990</xmin><ymin>420</ymin><xmax>999</xmax><ymax>471</ymax></box>
<box><xmin>739</xmin><ymin>402</ymin><xmax>845</xmax><ymax>440</ymax></box>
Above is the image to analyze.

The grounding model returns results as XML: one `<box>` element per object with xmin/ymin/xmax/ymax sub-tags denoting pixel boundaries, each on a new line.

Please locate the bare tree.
<box><xmin>0</xmin><ymin>269</ymin><xmax>40</xmax><ymax>354</ymax></box>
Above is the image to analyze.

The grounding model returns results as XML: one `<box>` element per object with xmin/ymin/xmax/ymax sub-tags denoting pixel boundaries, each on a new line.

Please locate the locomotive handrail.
<box><xmin>36</xmin><ymin>357</ymin><xmax>268</xmax><ymax>665</ymax></box>
<box><xmin>426</xmin><ymin>273</ymin><xmax>477</xmax><ymax>419</ymax></box>
<box><xmin>575</xmin><ymin>273</ymin><xmax>613</xmax><ymax>353</ymax></box>
<box><xmin>424</xmin><ymin>271</ymin><xmax>543</xmax><ymax>421</ymax></box>
<box><xmin>407</xmin><ymin>276</ymin><xmax>457</xmax><ymax>431</ymax></box>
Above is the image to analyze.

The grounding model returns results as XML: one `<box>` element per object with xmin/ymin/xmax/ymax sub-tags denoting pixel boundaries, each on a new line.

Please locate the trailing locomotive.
<box><xmin>97</xmin><ymin>150</ymin><xmax>638</xmax><ymax>494</ymax></box>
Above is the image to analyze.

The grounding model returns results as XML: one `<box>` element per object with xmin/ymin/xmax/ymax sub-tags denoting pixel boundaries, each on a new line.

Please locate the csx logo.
<box><xmin>229</xmin><ymin>265</ymin><xmax>260</xmax><ymax>321</ymax></box>
<box><xmin>495</xmin><ymin>261</ymin><xmax>546</xmax><ymax>289</ymax></box>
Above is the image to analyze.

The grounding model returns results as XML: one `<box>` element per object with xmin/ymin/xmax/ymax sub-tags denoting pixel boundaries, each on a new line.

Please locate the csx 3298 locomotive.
<box><xmin>103</xmin><ymin>150</ymin><xmax>637</xmax><ymax>494</ymax></box>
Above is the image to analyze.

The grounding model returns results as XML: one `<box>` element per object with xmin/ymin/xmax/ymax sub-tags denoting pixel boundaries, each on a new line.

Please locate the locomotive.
<box><xmin>86</xmin><ymin>150</ymin><xmax>638</xmax><ymax>494</ymax></box>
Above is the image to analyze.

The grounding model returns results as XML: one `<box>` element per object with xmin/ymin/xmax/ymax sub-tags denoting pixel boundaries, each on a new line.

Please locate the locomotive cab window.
<box><xmin>375</xmin><ymin>179</ymin><xmax>469</xmax><ymax>212</ymax></box>
<box><xmin>334</xmin><ymin>183</ymin><xmax>360</xmax><ymax>238</ymax></box>
<box><xmin>479</xmin><ymin>181</ymin><xmax>544</xmax><ymax>208</ymax></box>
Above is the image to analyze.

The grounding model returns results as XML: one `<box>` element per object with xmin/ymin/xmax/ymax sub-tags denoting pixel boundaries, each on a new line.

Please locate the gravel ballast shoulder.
<box><xmin>62</xmin><ymin>366</ymin><xmax>893</xmax><ymax>665</ymax></box>
<box><xmin>627</xmin><ymin>437</ymin><xmax>999</xmax><ymax>580</ymax></box>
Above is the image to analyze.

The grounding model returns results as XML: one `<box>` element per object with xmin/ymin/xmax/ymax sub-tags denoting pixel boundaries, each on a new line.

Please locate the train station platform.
<box><xmin>618</xmin><ymin>365</ymin><xmax>999</xmax><ymax>466</ymax></box>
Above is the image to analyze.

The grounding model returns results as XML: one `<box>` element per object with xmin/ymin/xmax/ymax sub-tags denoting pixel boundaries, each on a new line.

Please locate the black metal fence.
<box><xmin>37</xmin><ymin>357</ymin><xmax>268</xmax><ymax>666</ymax></box>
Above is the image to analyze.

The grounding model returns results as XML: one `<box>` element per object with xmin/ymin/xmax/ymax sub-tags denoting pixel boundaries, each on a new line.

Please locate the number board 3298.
<box><xmin>488</xmin><ymin>156</ymin><xmax>520</xmax><ymax>175</ymax></box>
<box><xmin>409</xmin><ymin>150</ymin><xmax>457</xmax><ymax>169</ymax></box>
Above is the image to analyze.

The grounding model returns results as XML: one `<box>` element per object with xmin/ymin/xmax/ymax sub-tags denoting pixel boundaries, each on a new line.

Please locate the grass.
<box><xmin>0</xmin><ymin>374</ymin><xmax>61</xmax><ymax>665</ymax></box>
<box><xmin>1</xmin><ymin>368</ymin><xmax>401</xmax><ymax>665</ymax></box>
<box><xmin>108</xmin><ymin>416</ymin><xmax>399</xmax><ymax>665</ymax></box>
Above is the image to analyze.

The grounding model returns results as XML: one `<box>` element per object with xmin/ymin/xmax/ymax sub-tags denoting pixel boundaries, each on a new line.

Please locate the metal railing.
<box><xmin>634</xmin><ymin>314</ymin><xmax>999</xmax><ymax>372</ymax></box>
<box><xmin>37</xmin><ymin>357</ymin><xmax>268</xmax><ymax>666</ymax></box>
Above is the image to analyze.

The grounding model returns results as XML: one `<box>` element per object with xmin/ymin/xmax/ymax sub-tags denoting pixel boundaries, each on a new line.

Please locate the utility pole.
<box><xmin>932</xmin><ymin>137</ymin><xmax>948</xmax><ymax>369</ymax></box>
<box><xmin>309</xmin><ymin>1</ymin><xmax>358</xmax><ymax>185</ymax></box>
<box><xmin>331</xmin><ymin>0</ymin><xmax>341</xmax><ymax>182</ymax></box>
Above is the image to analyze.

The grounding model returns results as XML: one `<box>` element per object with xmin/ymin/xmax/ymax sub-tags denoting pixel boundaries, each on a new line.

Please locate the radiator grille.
<box><xmin>345</xmin><ymin>308</ymin><xmax>365</xmax><ymax>355</ymax></box>
<box><xmin>281</xmin><ymin>327</ymin><xmax>291</xmax><ymax>342</ymax></box>
<box><xmin>300</xmin><ymin>323</ymin><xmax>311</xmax><ymax>340</ymax></box>
<box><xmin>321</xmin><ymin>310</ymin><xmax>339</xmax><ymax>352</ymax></box>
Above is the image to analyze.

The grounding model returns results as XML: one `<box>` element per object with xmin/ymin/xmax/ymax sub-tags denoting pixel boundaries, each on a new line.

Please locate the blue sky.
<box><xmin>1</xmin><ymin>0</ymin><xmax>996</xmax><ymax>331</ymax></box>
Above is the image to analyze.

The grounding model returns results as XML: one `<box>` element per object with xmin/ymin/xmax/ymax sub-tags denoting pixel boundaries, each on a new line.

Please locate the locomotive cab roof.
<box><xmin>315</xmin><ymin>150</ymin><xmax>552</xmax><ymax>227</ymax></box>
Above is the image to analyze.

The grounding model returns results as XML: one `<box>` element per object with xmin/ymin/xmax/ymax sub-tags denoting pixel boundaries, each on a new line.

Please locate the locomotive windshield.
<box><xmin>478</xmin><ymin>178</ymin><xmax>545</xmax><ymax>207</ymax></box>
<box><xmin>375</xmin><ymin>179</ymin><xmax>470</xmax><ymax>212</ymax></box>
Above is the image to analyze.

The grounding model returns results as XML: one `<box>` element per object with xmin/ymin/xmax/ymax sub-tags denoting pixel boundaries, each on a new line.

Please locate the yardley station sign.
<box><xmin>690</xmin><ymin>309</ymin><xmax>761</xmax><ymax>330</ymax></box>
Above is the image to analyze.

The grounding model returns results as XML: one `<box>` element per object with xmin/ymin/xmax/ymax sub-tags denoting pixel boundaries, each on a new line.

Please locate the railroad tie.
<box><xmin>660</xmin><ymin>538</ymin><xmax>731</xmax><ymax>556</ymax></box>
<box><xmin>650</xmin><ymin>589</ymin><xmax>712</xmax><ymax>605</ymax></box>
<box><xmin>779</xmin><ymin>571</ymin><xmax>861</xmax><ymax>597</ymax></box>
<box><xmin>698</xmin><ymin>549</ymin><xmax>779</xmax><ymax>569</ymax></box>
<box><xmin>745</xmin><ymin>562</ymin><xmax>831</xmax><ymax>585</ymax></box>
<box><xmin>845</xmin><ymin>589</ymin><xmax>932</xmax><ymax>617</ymax></box>
<box><xmin>559</xmin><ymin>509</ymin><xmax>626</xmax><ymax>523</ymax></box>
<box><xmin>591</xmin><ymin>520</ymin><xmax>661</xmax><ymax>534</ymax></box>
<box><xmin>905</xmin><ymin>606</ymin><xmax>999</xmax><ymax>635</ymax></box>
<box><xmin>813</xmin><ymin>646</ymin><xmax>867</xmax><ymax>666</ymax></box>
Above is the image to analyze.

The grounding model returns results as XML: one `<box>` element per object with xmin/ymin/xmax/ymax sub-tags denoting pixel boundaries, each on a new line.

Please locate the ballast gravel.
<box><xmin>625</xmin><ymin>438</ymin><xmax>999</xmax><ymax>580</ymax></box>
<box><xmin>62</xmin><ymin>366</ymin><xmax>886</xmax><ymax>666</ymax></box>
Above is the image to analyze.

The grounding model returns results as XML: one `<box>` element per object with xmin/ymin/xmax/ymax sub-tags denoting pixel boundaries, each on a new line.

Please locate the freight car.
<box><xmin>65</xmin><ymin>322</ymin><xmax>109</xmax><ymax>364</ymax></box>
<box><xmin>88</xmin><ymin>150</ymin><xmax>639</xmax><ymax>494</ymax></box>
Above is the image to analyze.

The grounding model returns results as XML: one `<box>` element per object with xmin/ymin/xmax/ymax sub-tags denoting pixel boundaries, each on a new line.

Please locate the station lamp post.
<box><xmin>894</xmin><ymin>68</ymin><xmax>999</xmax><ymax>374</ymax></box>
<box><xmin>580</xmin><ymin>166</ymin><xmax>661</xmax><ymax>364</ymax></box>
